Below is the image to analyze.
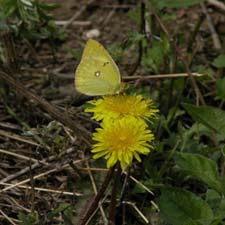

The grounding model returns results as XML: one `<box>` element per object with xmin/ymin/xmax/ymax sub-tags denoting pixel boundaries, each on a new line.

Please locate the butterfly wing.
<box><xmin>75</xmin><ymin>39</ymin><xmax>121</xmax><ymax>96</ymax></box>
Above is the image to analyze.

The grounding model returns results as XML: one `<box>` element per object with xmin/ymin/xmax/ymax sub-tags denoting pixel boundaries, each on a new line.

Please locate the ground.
<box><xmin>0</xmin><ymin>0</ymin><xmax>225</xmax><ymax>225</ymax></box>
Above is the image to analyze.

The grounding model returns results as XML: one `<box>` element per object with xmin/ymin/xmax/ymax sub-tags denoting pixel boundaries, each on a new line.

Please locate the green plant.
<box><xmin>0</xmin><ymin>0</ymin><xmax>65</xmax><ymax>41</ymax></box>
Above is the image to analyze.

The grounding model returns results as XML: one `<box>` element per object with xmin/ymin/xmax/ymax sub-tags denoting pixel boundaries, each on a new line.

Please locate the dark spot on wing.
<box><xmin>103</xmin><ymin>62</ymin><xmax>109</xmax><ymax>67</ymax></box>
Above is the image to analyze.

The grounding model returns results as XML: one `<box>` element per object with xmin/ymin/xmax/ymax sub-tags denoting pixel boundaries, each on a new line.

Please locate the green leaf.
<box><xmin>66</xmin><ymin>47</ymin><xmax>82</xmax><ymax>61</ymax></box>
<box><xmin>127</xmin><ymin>5</ymin><xmax>141</xmax><ymax>25</ymax></box>
<box><xmin>159</xmin><ymin>187</ymin><xmax>214</xmax><ymax>225</ymax></box>
<box><xmin>107</xmin><ymin>43</ymin><xmax>123</xmax><ymax>61</ymax></box>
<box><xmin>159</xmin><ymin>0</ymin><xmax>205</xmax><ymax>8</ymax></box>
<box><xmin>216</xmin><ymin>78</ymin><xmax>225</xmax><ymax>100</ymax></box>
<box><xmin>37</xmin><ymin>2</ymin><xmax>59</xmax><ymax>11</ymax></box>
<box><xmin>48</xmin><ymin>203</ymin><xmax>72</xmax><ymax>218</ymax></box>
<box><xmin>206</xmin><ymin>189</ymin><xmax>225</xmax><ymax>219</ymax></box>
<box><xmin>210</xmin><ymin>219</ymin><xmax>224</xmax><ymax>225</ymax></box>
<box><xmin>142</xmin><ymin>35</ymin><xmax>170</xmax><ymax>73</ymax></box>
<box><xmin>18</xmin><ymin>212</ymin><xmax>39</xmax><ymax>225</ymax></box>
<box><xmin>182</xmin><ymin>103</ymin><xmax>225</xmax><ymax>138</ymax></box>
<box><xmin>175</xmin><ymin>152</ymin><xmax>222</xmax><ymax>193</ymax></box>
<box><xmin>213</xmin><ymin>54</ymin><xmax>225</xmax><ymax>68</ymax></box>
<box><xmin>1</xmin><ymin>0</ymin><xmax>16</xmax><ymax>17</ymax></box>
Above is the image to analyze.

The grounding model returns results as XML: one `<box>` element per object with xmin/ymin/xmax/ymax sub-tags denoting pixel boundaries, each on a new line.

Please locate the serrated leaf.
<box><xmin>213</xmin><ymin>54</ymin><xmax>225</xmax><ymax>68</ymax></box>
<box><xmin>175</xmin><ymin>152</ymin><xmax>222</xmax><ymax>193</ymax></box>
<box><xmin>159</xmin><ymin>187</ymin><xmax>213</xmax><ymax>225</ymax></box>
<box><xmin>182</xmin><ymin>103</ymin><xmax>225</xmax><ymax>138</ymax></box>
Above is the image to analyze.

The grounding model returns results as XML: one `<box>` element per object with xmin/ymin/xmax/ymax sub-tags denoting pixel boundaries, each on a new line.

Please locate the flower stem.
<box><xmin>108</xmin><ymin>164</ymin><xmax>121</xmax><ymax>225</ymax></box>
<box><xmin>78</xmin><ymin>166</ymin><xmax>115</xmax><ymax>225</ymax></box>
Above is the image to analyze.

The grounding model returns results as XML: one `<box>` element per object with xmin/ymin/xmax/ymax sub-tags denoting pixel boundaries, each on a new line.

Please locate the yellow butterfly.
<box><xmin>75</xmin><ymin>39</ymin><xmax>121</xmax><ymax>96</ymax></box>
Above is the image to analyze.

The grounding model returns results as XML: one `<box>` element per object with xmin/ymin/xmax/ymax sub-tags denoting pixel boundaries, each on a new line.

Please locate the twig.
<box><xmin>0</xmin><ymin>129</ymin><xmax>39</xmax><ymax>146</ymax></box>
<box><xmin>0</xmin><ymin>71</ymin><xmax>91</xmax><ymax>141</ymax></box>
<box><xmin>108</xmin><ymin>165</ymin><xmax>121</xmax><ymax>225</ymax></box>
<box><xmin>1</xmin><ymin>182</ymin><xmax>82</xmax><ymax>196</ymax></box>
<box><xmin>5</xmin><ymin>105</ymin><xmax>50</xmax><ymax>149</ymax></box>
<box><xmin>78</xmin><ymin>166</ymin><xmax>115</xmax><ymax>225</ymax></box>
<box><xmin>183</xmin><ymin>61</ymin><xmax>206</xmax><ymax>105</ymax></box>
<box><xmin>207</xmin><ymin>0</ymin><xmax>225</xmax><ymax>12</ymax></box>
<box><xmin>0</xmin><ymin>215</ymin><xmax>20</xmax><ymax>224</ymax></box>
<box><xmin>0</xmin><ymin>158</ymin><xmax>85</xmax><ymax>193</ymax></box>
<box><xmin>0</xmin><ymin>168</ymin><xmax>56</xmax><ymax>193</ymax></box>
<box><xmin>0</xmin><ymin>28</ymin><xmax>18</xmax><ymax>72</ymax></box>
<box><xmin>0</xmin><ymin>122</ymin><xmax>21</xmax><ymax>130</ymax></box>
<box><xmin>0</xmin><ymin>147</ymin><xmax>75</xmax><ymax>184</ymax></box>
<box><xmin>142</xmin><ymin>0</ymin><xmax>171</xmax><ymax>41</ymax></box>
<box><xmin>102</xmin><ymin>9</ymin><xmax>116</xmax><ymax>26</ymax></box>
<box><xmin>123</xmin><ymin>73</ymin><xmax>202</xmax><ymax>81</ymax></box>
<box><xmin>8</xmin><ymin>197</ymin><xmax>30</xmax><ymax>213</ymax></box>
<box><xmin>78</xmin><ymin>166</ymin><xmax>154</xmax><ymax>195</ymax></box>
<box><xmin>85</xmin><ymin>188</ymin><xmax>112</xmax><ymax>225</ymax></box>
<box><xmin>63</xmin><ymin>0</ymin><xmax>95</xmax><ymax>29</ymax></box>
<box><xmin>85</xmin><ymin>159</ymin><xmax>108</xmax><ymax>225</ymax></box>
<box><xmin>55</xmin><ymin>21</ymin><xmax>91</xmax><ymax>26</ymax></box>
<box><xmin>0</xmin><ymin>209</ymin><xmax>18</xmax><ymax>225</ymax></box>
<box><xmin>0</xmin><ymin>148</ymin><xmax>38</xmax><ymax>162</ymax></box>
<box><xmin>128</xmin><ymin>175</ymin><xmax>153</xmax><ymax>195</ymax></box>
<box><xmin>201</xmin><ymin>3</ymin><xmax>222</xmax><ymax>50</ymax></box>
<box><xmin>122</xmin><ymin>201</ymin><xmax>149</xmax><ymax>224</ymax></box>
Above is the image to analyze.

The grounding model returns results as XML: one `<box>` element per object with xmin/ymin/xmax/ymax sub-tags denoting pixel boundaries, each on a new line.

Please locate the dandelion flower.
<box><xmin>85</xmin><ymin>95</ymin><xmax>158</xmax><ymax>121</ymax></box>
<box><xmin>92</xmin><ymin>117</ymin><xmax>154</xmax><ymax>170</ymax></box>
